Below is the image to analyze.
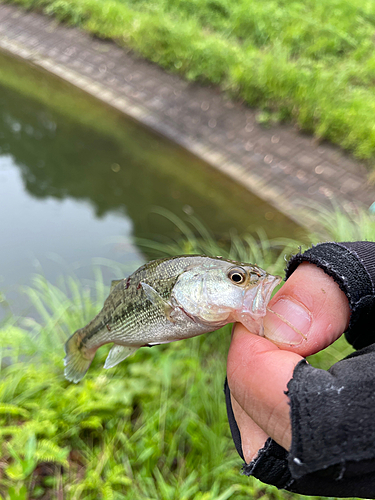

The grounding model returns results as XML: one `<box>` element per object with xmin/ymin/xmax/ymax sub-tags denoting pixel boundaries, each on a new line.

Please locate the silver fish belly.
<box><xmin>64</xmin><ymin>255</ymin><xmax>280</xmax><ymax>382</ymax></box>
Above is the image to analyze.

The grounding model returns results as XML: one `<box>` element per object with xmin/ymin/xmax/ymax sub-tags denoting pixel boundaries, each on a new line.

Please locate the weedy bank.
<box><xmin>0</xmin><ymin>208</ymin><xmax>372</xmax><ymax>499</ymax></box>
<box><xmin>7</xmin><ymin>0</ymin><xmax>375</xmax><ymax>164</ymax></box>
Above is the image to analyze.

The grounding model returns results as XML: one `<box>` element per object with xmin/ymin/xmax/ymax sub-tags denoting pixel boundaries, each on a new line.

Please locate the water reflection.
<box><xmin>0</xmin><ymin>51</ymin><xmax>302</xmax><ymax>316</ymax></box>
<box><xmin>0</xmin><ymin>152</ymin><xmax>143</xmax><ymax>317</ymax></box>
<box><xmin>0</xmin><ymin>79</ymin><xmax>294</xmax><ymax>239</ymax></box>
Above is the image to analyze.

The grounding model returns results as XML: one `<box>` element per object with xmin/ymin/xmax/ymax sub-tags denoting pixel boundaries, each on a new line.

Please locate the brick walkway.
<box><xmin>0</xmin><ymin>2</ymin><xmax>374</xmax><ymax>229</ymax></box>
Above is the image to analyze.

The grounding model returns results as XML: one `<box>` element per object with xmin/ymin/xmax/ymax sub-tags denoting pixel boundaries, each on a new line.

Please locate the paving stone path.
<box><xmin>1</xmin><ymin>2</ymin><xmax>374</xmax><ymax>229</ymax></box>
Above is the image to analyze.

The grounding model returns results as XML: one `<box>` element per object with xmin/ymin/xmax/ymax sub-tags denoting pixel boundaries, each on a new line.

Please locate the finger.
<box><xmin>227</xmin><ymin>327</ymin><xmax>302</xmax><ymax>450</ymax></box>
<box><xmin>263</xmin><ymin>262</ymin><xmax>351</xmax><ymax>357</ymax></box>
<box><xmin>230</xmin><ymin>393</ymin><xmax>269</xmax><ymax>463</ymax></box>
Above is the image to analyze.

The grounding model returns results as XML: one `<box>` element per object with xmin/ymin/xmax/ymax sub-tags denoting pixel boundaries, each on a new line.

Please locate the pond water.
<box><xmin>0</xmin><ymin>50</ymin><xmax>302</xmax><ymax>319</ymax></box>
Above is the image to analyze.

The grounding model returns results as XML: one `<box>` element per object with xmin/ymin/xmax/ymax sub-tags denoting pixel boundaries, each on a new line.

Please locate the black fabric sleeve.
<box><xmin>285</xmin><ymin>346</ymin><xmax>375</xmax><ymax>497</ymax></box>
<box><xmin>225</xmin><ymin>241</ymin><xmax>375</xmax><ymax>497</ymax></box>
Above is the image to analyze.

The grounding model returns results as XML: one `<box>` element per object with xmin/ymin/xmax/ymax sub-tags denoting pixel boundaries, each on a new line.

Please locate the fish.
<box><xmin>64</xmin><ymin>255</ymin><xmax>281</xmax><ymax>383</ymax></box>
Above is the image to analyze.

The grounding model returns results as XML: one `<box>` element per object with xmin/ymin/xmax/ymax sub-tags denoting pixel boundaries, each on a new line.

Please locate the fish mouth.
<box><xmin>243</xmin><ymin>274</ymin><xmax>281</xmax><ymax>318</ymax></box>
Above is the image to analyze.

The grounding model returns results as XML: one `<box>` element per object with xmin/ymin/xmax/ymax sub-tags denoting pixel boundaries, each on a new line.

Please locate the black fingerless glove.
<box><xmin>225</xmin><ymin>241</ymin><xmax>375</xmax><ymax>498</ymax></box>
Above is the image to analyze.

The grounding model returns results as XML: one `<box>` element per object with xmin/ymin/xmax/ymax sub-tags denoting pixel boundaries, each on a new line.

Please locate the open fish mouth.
<box><xmin>243</xmin><ymin>274</ymin><xmax>281</xmax><ymax>318</ymax></box>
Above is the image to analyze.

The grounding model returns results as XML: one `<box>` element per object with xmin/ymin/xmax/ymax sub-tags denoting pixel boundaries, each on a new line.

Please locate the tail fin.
<box><xmin>64</xmin><ymin>329</ymin><xmax>95</xmax><ymax>383</ymax></box>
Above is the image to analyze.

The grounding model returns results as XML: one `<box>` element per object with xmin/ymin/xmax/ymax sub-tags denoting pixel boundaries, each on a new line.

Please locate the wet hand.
<box><xmin>227</xmin><ymin>262</ymin><xmax>351</xmax><ymax>461</ymax></box>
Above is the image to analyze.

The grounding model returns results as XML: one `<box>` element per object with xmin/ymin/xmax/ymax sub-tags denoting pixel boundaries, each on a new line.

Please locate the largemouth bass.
<box><xmin>64</xmin><ymin>255</ymin><xmax>280</xmax><ymax>382</ymax></box>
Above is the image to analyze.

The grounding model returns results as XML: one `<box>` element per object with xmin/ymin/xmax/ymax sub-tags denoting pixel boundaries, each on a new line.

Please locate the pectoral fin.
<box><xmin>110</xmin><ymin>279</ymin><xmax>123</xmax><ymax>291</ymax></box>
<box><xmin>140</xmin><ymin>282</ymin><xmax>173</xmax><ymax>319</ymax></box>
<box><xmin>104</xmin><ymin>344</ymin><xmax>139</xmax><ymax>369</ymax></box>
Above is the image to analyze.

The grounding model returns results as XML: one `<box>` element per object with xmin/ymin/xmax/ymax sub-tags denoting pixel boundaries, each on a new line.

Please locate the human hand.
<box><xmin>227</xmin><ymin>262</ymin><xmax>351</xmax><ymax>461</ymax></box>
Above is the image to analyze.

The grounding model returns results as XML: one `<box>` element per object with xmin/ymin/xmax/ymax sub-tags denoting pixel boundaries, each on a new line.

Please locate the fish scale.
<box><xmin>64</xmin><ymin>255</ymin><xmax>280</xmax><ymax>383</ymax></box>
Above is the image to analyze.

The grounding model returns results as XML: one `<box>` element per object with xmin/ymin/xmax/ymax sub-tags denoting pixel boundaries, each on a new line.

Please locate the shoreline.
<box><xmin>1</xmin><ymin>2</ymin><xmax>374</xmax><ymax>230</ymax></box>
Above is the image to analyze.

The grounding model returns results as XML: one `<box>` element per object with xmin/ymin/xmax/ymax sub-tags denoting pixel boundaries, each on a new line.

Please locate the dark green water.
<box><xmin>0</xmin><ymin>50</ymin><xmax>302</xmax><ymax>317</ymax></box>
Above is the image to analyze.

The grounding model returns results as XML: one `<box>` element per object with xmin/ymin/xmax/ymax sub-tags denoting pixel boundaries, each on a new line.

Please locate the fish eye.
<box><xmin>228</xmin><ymin>267</ymin><xmax>247</xmax><ymax>285</ymax></box>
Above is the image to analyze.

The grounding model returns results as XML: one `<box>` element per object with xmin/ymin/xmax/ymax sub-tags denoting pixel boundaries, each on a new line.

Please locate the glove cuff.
<box><xmin>242</xmin><ymin>438</ymin><xmax>292</xmax><ymax>489</ymax></box>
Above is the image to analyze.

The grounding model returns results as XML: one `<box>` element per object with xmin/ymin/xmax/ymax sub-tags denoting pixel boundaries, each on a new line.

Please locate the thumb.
<box><xmin>263</xmin><ymin>262</ymin><xmax>351</xmax><ymax>357</ymax></box>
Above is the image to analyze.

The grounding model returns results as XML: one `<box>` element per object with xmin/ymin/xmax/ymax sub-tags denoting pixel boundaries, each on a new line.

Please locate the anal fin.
<box><xmin>104</xmin><ymin>344</ymin><xmax>139</xmax><ymax>369</ymax></box>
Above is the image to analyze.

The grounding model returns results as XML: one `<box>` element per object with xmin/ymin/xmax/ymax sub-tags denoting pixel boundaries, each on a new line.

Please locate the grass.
<box><xmin>0</xmin><ymin>259</ymin><xmax>290</xmax><ymax>499</ymax></box>
<box><xmin>6</xmin><ymin>0</ymin><xmax>375</xmax><ymax>163</ymax></box>
<box><xmin>1</xmin><ymin>208</ymin><xmax>374</xmax><ymax>498</ymax></box>
<box><xmin>311</xmin><ymin>203</ymin><xmax>375</xmax><ymax>242</ymax></box>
